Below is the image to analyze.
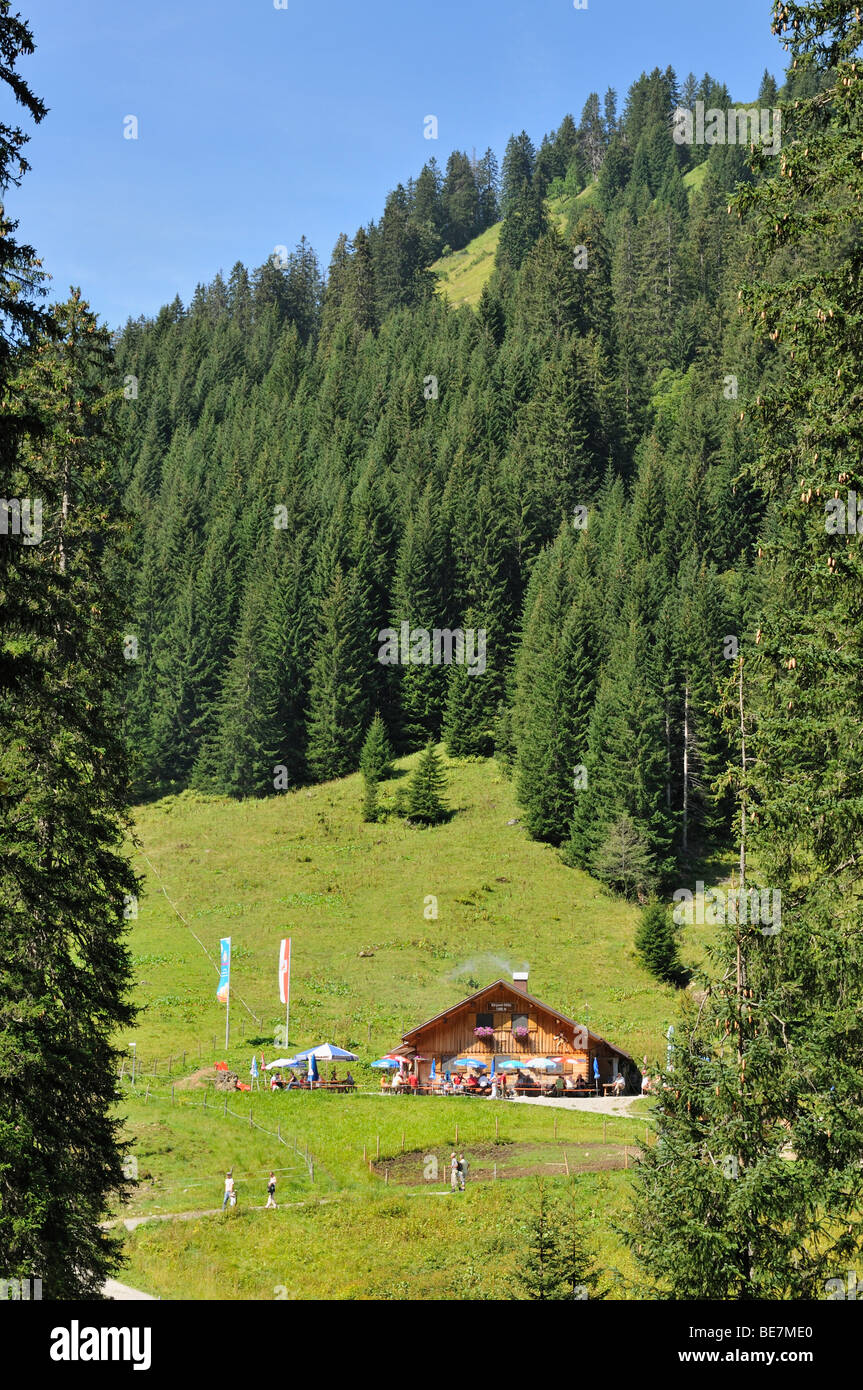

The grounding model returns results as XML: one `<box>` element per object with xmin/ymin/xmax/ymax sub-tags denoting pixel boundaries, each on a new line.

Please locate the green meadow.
<box><xmin>117</xmin><ymin>1087</ymin><xmax>647</xmax><ymax>1299</ymax></box>
<box><xmin>126</xmin><ymin>751</ymin><xmax>692</xmax><ymax>1072</ymax></box>
<box><xmin>119</xmin><ymin>751</ymin><xmax>720</xmax><ymax>1297</ymax></box>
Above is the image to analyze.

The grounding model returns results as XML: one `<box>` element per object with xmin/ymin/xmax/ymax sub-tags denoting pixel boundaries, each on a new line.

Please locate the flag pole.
<box><xmin>226</xmin><ymin>982</ymin><xmax>230</xmax><ymax>1052</ymax></box>
<box><xmin>285</xmin><ymin>942</ymin><xmax>291</xmax><ymax>1050</ymax></box>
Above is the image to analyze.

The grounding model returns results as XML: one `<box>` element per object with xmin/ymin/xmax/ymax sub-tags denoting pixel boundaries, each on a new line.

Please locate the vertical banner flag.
<box><xmin>217</xmin><ymin>936</ymin><xmax>231</xmax><ymax>1004</ymax></box>
<box><xmin>278</xmin><ymin>938</ymin><xmax>291</xmax><ymax>1004</ymax></box>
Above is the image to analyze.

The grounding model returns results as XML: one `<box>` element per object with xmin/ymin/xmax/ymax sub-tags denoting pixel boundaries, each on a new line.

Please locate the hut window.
<box><xmin>475</xmin><ymin>1012</ymin><xmax>493</xmax><ymax>1029</ymax></box>
<box><xmin>512</xmin><ymin>1012</ymin><xmax>528</xmax><ymax>1032</ymax></box>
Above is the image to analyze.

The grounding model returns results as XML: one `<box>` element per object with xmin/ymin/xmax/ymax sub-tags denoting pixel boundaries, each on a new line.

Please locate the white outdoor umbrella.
<box><xmin>306</xmin><ymin>1043</ymin><xmax>360</xmax><ymax>1061</ymax></box>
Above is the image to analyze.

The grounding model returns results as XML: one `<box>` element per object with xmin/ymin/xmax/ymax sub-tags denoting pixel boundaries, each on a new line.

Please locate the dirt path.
<box><xmin>102</xmin><ymin>1278</ymin><xmax>157</xmax><ymax>1301</ymax></box>
<box><xmin>107</xmin><ymin>1194</ymin><xmax>343</xmax><ymax>1233</ymax></box>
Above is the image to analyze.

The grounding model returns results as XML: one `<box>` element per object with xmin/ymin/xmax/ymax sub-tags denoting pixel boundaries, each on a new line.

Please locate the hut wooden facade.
<box><xmin>392</xmin><ymin>975</ymin><xmax>636</xmax><ymax>1088</ymax></box>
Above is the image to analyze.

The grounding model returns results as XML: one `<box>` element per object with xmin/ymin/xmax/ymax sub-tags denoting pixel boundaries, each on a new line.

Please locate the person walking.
<box><xmin>593</xmin><ymin>1055</ymin><xmax>601</xmax><ymax>1096</ymax></box>
<box><xmin>450</xmin><ymin>1152</ymin><xmax>459</xmax><ymax>1192</ymax></box>
<box><xmin>222</xmin><ymin>1170</ymin><xmax>235</xmax><ymax>1210</ymax></box>
<box><xmin>457</xmin><ymin>1153</ymin><xmax>467</xmax><ymax>1191</ymax></box>
<box><xmin>265</xmin><ymin>1171</ymin><xmax>277</xmax><ymax>1208</ymax></box>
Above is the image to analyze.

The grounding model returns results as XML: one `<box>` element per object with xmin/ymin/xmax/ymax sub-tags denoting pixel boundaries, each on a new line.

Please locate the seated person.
<box><xmin>408</xmin><ymin>1072</ymin><xmax>419</xmax><ymax>1092</ymax></box>
<box><xmin>563</xmin><ymin>1075</ymin><xmax>576</xmax><ymax>1091</ymax></box>
<box><xmin>641</xmin><ymin>1073</ymin><xmax>650</xmax><ymax>1095</ymax></box>
<box><xmin>478</xmin><ymin>1073</ymin><xmax>490</xmax><ymax>1090</ymax></box>
<box><xmin>345</xmin><ymin>1070</ymin><xmax>355</xmax><ymax>1088</ymax></box>
<box><xmin>612</xmin><ymin>1073</ymin><xmax>626</xmax><ymax>1095</ymax></box>
<box><xmin>442</xmin><ymin>1077</ymin><xmax>454</xmax><ymax>1095</ymax></box>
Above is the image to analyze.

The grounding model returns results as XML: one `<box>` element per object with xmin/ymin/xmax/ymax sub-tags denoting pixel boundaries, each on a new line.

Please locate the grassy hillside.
<box><xmin>119</xmin><ymin>754</ymin><xmax>720</xmax><ymax>1298</ymax></box>
<box><xmin>431</xmin><ymin>190</ymin><xmax>586</xmax><ymax>308</ymax></box>
<box><xmin>431</xmin><ymin>167</ymin><xmax>708</xmax><ymax>309</ymax></box>
<box><xmin>117</xmin><ymin>1087</ymin><xmax>647</xmax><ymax>1298</ymax></box>
<box><xmin>127</xmin><ymin>751</ymin><xmax>683</xmax><ymax>1073</ymax></box>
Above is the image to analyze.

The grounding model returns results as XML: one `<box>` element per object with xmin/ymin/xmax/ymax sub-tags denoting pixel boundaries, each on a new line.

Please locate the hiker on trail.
<box><xmin>266</xmin><ymin>1172</ymin><xmax>277</xmax><ymax>1209</ymax></box>
<box><xmin>593</xmin><ymin>1056</ymin><xmax>601</xmax><ymax>1096</ymax></box>
<box><xmin>222</xmin><ymin>1171</ymin><xmax>235</xmax><ymax>1210</ymax></box>
<box><xmin>450</xmin><ymin>1152</ymin><xmax>459</xmax><ymax>1192</ymax></box>
<box><xmin>457</xmin><ymin>1153</ymin><xmax>467</xmax><ymax>1190</ymax></box>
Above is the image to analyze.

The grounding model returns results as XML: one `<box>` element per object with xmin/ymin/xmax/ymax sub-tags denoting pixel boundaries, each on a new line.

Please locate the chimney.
<box><xmin>512</xmin><ymin>971</ymin><xmax>528</xmax><ymax>995</ymax></box>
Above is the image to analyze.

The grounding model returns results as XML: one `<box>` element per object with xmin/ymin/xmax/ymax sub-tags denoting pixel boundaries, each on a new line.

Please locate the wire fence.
<box><xmin>121</xmin><ymin>1078</ymin><xmax>317</xmax><ymax>1179</ymax></box>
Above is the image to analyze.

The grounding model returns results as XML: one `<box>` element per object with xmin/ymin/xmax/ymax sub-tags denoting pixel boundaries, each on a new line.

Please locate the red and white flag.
<box><xmin>278</xmin><ymin>937</ymin><xmax>291</xmax><ymax>1005</ymax></box>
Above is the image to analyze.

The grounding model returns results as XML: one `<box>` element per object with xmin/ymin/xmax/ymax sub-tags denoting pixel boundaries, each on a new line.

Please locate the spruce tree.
<box><xmin>406</xmin><ymin>741</ymin><xmax>448</xmax><ymax>824</ymax></box>
<box><xmin>360</xmin><ymin>711</ymin><xmax>393</xmax><ymax>782</ymax></box>
<box><xmin>1</xmin><ymin>293</ymin><xmax>136</xmax><ymax>1295</ymax></box>
<box><xmin>306</xmin><ymin>565</ymin><xmax>371</xmax><ymax>781</ymax></box>
<box><xmin>635</xmin><ymin>899</ymin><xmax>682</xmax><ymax>984</ymax></box>
<box><xmin>592</xmin><ymin>812</ymin><xmax>656</xmax><ymax>899</ymax></box>
<box><xmin>515</xmin><ymin>1179</ymin><xmax>603</xmax><ymax>1301</ymax></box>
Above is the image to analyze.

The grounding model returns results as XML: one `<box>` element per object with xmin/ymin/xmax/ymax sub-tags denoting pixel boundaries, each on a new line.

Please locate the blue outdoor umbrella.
<box><xmin>308</xmin><ymin>1053</ymin><xmax>319</xmax><ymax>1083</ymax></box>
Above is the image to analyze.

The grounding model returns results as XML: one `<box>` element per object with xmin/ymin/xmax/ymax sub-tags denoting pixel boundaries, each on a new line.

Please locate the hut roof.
<box><xmin>401</xmin><ymin>978</ymin><xmax>635</xmax><ymax>1062</ymax></box>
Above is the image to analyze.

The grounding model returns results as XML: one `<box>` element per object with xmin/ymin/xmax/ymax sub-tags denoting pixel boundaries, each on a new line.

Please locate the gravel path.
<box><xmin>508</xmin><ymin>1094</ymin><xmax>644</xmax><ymax>1119</ymax></box>
<box><xmin>102</xmin><ymin>1278</ymin><xmax>157</xmax><ymax>1300</ymax></box>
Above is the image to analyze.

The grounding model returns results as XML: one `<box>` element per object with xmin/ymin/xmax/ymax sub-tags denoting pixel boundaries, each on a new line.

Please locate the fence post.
<box><xmin>495</xmin><ymin>1116</ymin><xmax>499</xmax><ymax>1140</ymax></box>
<box><xmin>401</xmin><ymin>1130</ymin><xmax>405</xmax><ymax>1153</ymax></box>
<box><xmin>310</xmin><ymin>1160</ymin><xmax>314</xmax><ymax>1182</ymax></box>
<box><xmin>171</xmin><ymin>1085</ymin><xmax>175</xmax><ymax>1105</ymax></box>
<box><xmin>224</xmin><ymin>1094</ymin><xmax>228</xmax><ymax>1117</ymax></box>
<box><xmin>554</xmin><ymin>1116</ymin><xmax>558</xmax><ymax>1139</ymax></box>
<box><xmin>384</xmin><ymin>1167</ymin><xmax>389</xmax><ymax>1185</ymax></box>
<box><xmin>145</xmin><ymin>1083</ymin><xmax>150</xmax><ymax>1103</ymax></box>
<box><xmin>563</xmin><ymin>1150</ymin><xmax>570</xmax><ymax>1177</ymax></box>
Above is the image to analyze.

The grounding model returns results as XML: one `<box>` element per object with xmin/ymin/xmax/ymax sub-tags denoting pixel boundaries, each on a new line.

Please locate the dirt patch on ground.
<box><xmin>372</xmin><ymin>1140</ymin><xmax>643</xmax><ymax>1185</ymax></box>
<box><xmin>173</xmin><ymin>1067</ymin><xmax>222</xmax><ymax>1090</ymax></box>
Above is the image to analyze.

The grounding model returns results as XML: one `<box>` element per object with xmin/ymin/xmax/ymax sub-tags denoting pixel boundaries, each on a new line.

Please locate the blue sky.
<box><xmin>8</xmin><ymin>0</ymin><xmax>786</xmax><ymax>328</ymax></box>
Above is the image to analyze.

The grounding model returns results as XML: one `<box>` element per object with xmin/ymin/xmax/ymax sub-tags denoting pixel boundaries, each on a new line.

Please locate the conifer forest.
<box><xmin>2</xmin><ymin>0</ymin><xmax>863</xmax><ymax>1339</ymax></box>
